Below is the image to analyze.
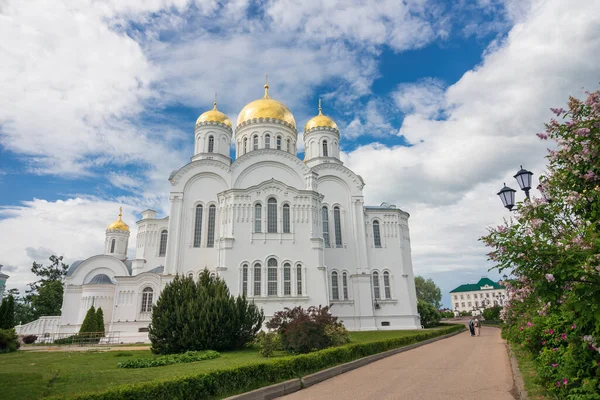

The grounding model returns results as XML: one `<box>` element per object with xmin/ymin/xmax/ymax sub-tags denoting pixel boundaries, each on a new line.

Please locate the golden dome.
<box><xmin>236</xmin><ymin>83</ymin><xmax>296</xmax><ymax>128</ymax></box>
<box><xmin>107</xmin><ymin>207</ymin><xmax>129</xmax><ymax>232</ymax></box>
<box><xmin>304</xmin><ymin>99</ymin><xmax>338</xmax><ymax>132</ymax></box>
<box><xmin>196</xmin><ymin>102</ymin><xmax>232</xmax><ymax>128</ymax></box>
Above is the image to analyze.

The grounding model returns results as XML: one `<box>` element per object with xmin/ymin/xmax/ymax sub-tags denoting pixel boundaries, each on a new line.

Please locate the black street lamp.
<box><xmin>497</xmin><ymin>165</ymin><xmax>535</xmax><ymax>210</ymax></box>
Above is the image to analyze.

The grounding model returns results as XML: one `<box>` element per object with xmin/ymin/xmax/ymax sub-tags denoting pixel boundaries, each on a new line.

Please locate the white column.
<box><xmin>165</xmin><ymin>192</ymin><xmax>184</xmax><ymax>275</ymax></box>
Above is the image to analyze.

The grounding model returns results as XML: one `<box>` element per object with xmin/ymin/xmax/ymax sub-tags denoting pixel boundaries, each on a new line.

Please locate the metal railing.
<box><xmin>30</xmin><ymin>331</ymin><xmax>122</xmax><ymax>346</ymax></box>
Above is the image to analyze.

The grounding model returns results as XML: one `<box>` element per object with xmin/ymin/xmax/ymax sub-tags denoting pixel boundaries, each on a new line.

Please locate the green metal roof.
<box><xmin>450</xmin><ymin>278</ymin><xmax>505</xmax><ymax>293</ymax></box>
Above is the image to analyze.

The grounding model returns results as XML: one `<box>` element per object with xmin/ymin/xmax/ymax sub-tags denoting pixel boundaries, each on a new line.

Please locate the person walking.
<box><xmin>468</xmin><ymin>318</ymin><xmax>475</xmax><ymax>336</ymax></box>
<box><xmin>475</xmin><ymin>318</ymin><xmax>481</xmax><ymax>336</ymax></box>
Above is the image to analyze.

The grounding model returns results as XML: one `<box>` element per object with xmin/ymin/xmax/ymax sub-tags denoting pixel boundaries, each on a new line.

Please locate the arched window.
<box><xmin>210</xmin><ymin>272</ymin><xmax>216</xmax><ymax>280</ymax></box>
<box><xmin>110</xmin><ymin>238</ymin><xmax>116</xmax><ymax>253</ymax></box>
<box><xmin>159</xmin><ymin>230</ymin><xmax>168</xmax><ymax>256</ymax></box>
<box><xmin>322</xmin><ymin>140</ymin><xmax>328</xmax><ymax>157</ymax></box>
<box><xmin>372</xmin><ymin>271</ymin><xmax>381</xmax><ymax>300</ymax></box>
<box><xmin>267</xmin><ymin>198</ymin><xmax>277</xmax><ymax>233</ymax></box>
<box><xmin>342</xmin><ymin>272</ymin><xmax>349</xmax><ymax>300</ymax></box>
<box><xmin>283</xmin><ymin>263</ymin><xmax>291</xmax><ymax>296</ymax></box>
<box><xmin>296</xmin><ymin>264</ymin><xmax>303</xmax><ymax>296</ymax></box>
<box><xmin>373</xmin><ymin>220</ymin><xmax>382</xmax><ymax>248</ymax></box>
<box><xmin>286</xmin><ymin>138</ymin><xmax>291</xmax><ymax>153</ymax></box>
<box><xmin>254</xmin><ymin>203</ymin><xmax>262</xmax><ymax>233</ymax></box>
<box><xmin>207</xmin><ymin>205</ymin><xmax>216</xmax><ymax>247</ymax></box>
<box><xmin>253</xmin><ymin>135</ymin><xmax>259</xmax><ymax>150</ymax></box>
<box><xmin>208</xmin><ymin>135</ymin><xmax>214</xmax><ymax>153</ymax></box>
<box><xmin>243</xmin><ymin>138</ymin><xmax>248</xmax><ymax>154</ymax></box>
<box><xmin>267</xmin><ymin>258</ymin><xmax>277</xmax><ymax>296</ymax></box>
<box><xmin>253</xmin><ymin>263</ymin><xmax>261</xmax><ymax>296</ymax></box>
<box><xmin>383</xmin><ymin>271</ymin><xmax>391</xmax><ymax>299</ymax></box>
<box><xmin>333</xmin><ymin>206</ymin><xmax>342</xmax><ymax>247</ymax></box>
<box><xmin>282</xmin><ymin>204</ymin><xmax>290</xmax><ymax>233</ymax></box>
<box><xmin>141</xmin><ymin>287</ymin><xmax>153</xmax><ymax>312</ymax></box>
<box><xmin>265</xmin><ymin>134</ymin><xmax>271</xmax><ymax>149</ymax></box>
<box><xmin>322</xmin><ymin>206</ymin><xmax>330</xmax><ymax>247</ymax></box>
<box><xmin>242</xmin><ymin>264</ymin><xmax>249</xmax><ymax>296</ymax></box>
<box><xmin>331</xmin><ymin>271</ymin><xmax>339</xmax><ymax>300</ymax></box>
<box><xmin>188</xmin><ymin>272</ymin><xmax>193</xmax><ymax>279</ymax></box>
<box><xmin>193</xmin><ymin>205</ymin><xmax>203</xmax><ymax>247</ymax></box>
<box><xmin>276</xmin><ymin>136</ymin><xmax>282</xmax><ymax>150</ymax></box>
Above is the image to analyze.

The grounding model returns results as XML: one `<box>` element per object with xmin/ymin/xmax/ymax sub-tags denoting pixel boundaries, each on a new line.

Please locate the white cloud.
<box><xmin>393</xmin><ymin>78</ymin><xmax>447</xmax><ymax>121</ymax></box>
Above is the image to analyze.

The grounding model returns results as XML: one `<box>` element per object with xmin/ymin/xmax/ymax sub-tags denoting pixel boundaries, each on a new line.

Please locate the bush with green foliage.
<box><xmin>0</xmin><ymin>295</ymin><xmax>15</xmax><ymax>329</ymax></box>
<box><xmin>482</xmin><ymin>305</ymin><xmax>501</xmax><ymax>321</ymax></box>
<box><xmin>96</xmin><ymin>308</ymin><xmax>105</xmax><ymax>336</ymax></box>
<box><xmin>149</xmin><ymin>271</ymin><xmax>264</xmax><ymax>354</ymax></box>
<box><xmin>0</xmin><ymin>328</ymin><xmax>20</xmax><ymax>353</ymax></box>
<box><xmin>118</xmin><ymin>350</ymin><xmax>220</xmax><ymax>369</ymax></box>
<box><xmin>80</xmin><ymin>306</ymin><xmax>98</xmax><ymax>334</ymax></box>
<box><xmin>324</xmin><ymin>324</ymin><xmax>350</xmax><ymax>347</ymax></box>
<box><xmin>439</xmin><ymin>310</ymin><xmax>455</xmax><ymax>318</ymax></box>
<box><xmin>70</xmin><ymin>324</ymin><xmax>464</xmax><ymax>399</ymax></box>
<box><xmin>22</xmin><ymin>334</ymin><xmax>38</xmax><ymax>344</ymax></box>
<box><xmin>417</xmin><ymin>300</ymin><xmax>441</xmax><ymax>328</ymax></box>
<box><xmin>253</xmin><ymin>331</ymin><xmax>282</xmax><ymax>357</ymax></box>
<box><xmin>266</xmin><ymin>305</ymin><xmax>347</xmax><ymax>354</ymax></box>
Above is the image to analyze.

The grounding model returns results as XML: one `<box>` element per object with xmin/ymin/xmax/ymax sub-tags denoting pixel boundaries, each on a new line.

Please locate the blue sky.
<box><xmin>1</xmin><ymin>0</ymin><xmax>599</xmax><ymax>307</ymax></box>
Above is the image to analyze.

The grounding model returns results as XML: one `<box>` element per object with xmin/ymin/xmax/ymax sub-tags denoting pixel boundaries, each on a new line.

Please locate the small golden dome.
<box><xmin>237</xmin><ymin>83</ymin><xmax>296</xmax><ymax>128</ymax></box>
<box><xmin>196</xmin><ymin>102</ymin><xmax>232</xmax><ymax>128</ymax></box>
<box><xmin>304</xmin><ymin>100</ymin><xmax>338</xmax><ymax>132</ymax></box>
<box><xmin>107</xmin><ymin>207</ymin><xmax>130</xmax><ymax>232</ymax></box>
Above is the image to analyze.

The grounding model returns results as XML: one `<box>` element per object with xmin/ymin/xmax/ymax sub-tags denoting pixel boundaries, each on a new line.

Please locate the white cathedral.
<box><xmin>17</xmin><ymin>83</ymin><xmax>421</xmax><ymax>343</ymax></box>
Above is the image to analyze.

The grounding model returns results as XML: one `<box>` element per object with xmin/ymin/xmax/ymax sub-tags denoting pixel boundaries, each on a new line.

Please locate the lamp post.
<box><xmin>497</xmin><ymin>165</ymin><xmax>534</xmax><ymax>210</ymax></box>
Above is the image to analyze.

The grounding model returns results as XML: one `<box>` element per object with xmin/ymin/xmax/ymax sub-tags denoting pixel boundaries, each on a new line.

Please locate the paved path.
<box><xmin>281</xmin><ymin>326</ymin><xmax>516</xmax><ymax>400</ymax></box>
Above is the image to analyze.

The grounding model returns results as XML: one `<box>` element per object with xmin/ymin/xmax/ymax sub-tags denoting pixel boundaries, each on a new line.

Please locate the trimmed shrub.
<box><xmin>0</xmin><ymin>328</ymin><xmax>20</xmax><ymax>353</ymax></box>
<box><xmin>149</xmin><ymin>271</ymin><xmax>264</xmax><ymax>354</ymax></box>
<box><xmin>482</xmin><ymin>305</ymin><xmax>501</xmax><ymax>321</ymax></box>
<box><xmin>22</xmin><ymin>334</ymin><xmax>38</xmax><ymax>344</ymax></box>
<box><xmin>118</xmin><ymin>350</ymin><xmax>220</xmax><ymax>369</ymax></box>
<box><xmin>417</xmin><ymin>300</ymin><xmax>441</xmax><ymax>328</ymax></box>
<box><xmin>324</xmin><ymin>324</ymin><xmax>350</xmax><ymax>347</ymax></box>
<box><xmin>254</xmin><ymin>332</ymin><xmax>282</xmax><ymax>357</ymax></box>
<box><xmin>266</xmin><ymin>305</ymin><xmax>345</xmax><ymax>354</ymax></box>
<box><xmin>96</xmin><ymin>308</ymin><xmax>105</xmax><ymax>336</ymax></box>
<box><xmin>66</xmin><ymin>324</ymin><xmax>464</xmax><ymax>400</ymax></box>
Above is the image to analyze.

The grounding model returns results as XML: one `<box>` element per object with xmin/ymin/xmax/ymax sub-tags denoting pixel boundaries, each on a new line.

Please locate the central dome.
<box><xmin>237</xmin><ymin>84</ymin><xmax>296</xmax><ymax>129</ymax></box>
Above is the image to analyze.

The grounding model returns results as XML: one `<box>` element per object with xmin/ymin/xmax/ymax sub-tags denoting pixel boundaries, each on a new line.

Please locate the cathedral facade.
<box><xmin>18</xmin><ymin>84</ymin><xmax>421</xmax><ymax>343</ymax></box>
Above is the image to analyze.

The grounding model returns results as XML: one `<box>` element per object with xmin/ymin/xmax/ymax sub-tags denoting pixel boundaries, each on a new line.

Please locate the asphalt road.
<box><xmin>280</xmin><ymin>325</ymin><xmax>516</xmax><ymax>400</ymax></box>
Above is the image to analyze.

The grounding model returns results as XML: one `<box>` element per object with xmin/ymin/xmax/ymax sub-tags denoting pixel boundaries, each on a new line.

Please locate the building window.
<box><xmin>141</xmin><ymin>287</ymin><xmax>153</xmax><ymax>312</ymax></box>
<box><xmin>254</xmin><ymin>263</ymin><xmax>261</xmax><ymax>296</ymax></box>
<box><xmin>283</xmin><ymin>263</ymin><xmax>291</xmax><ymax>296</ymax></box>
<box><xmin>342</xmin><ymin>272</ymin><xmax>349</xmax><ymax>300</ymax></box>
<box><xmin>323</xmin><ymin>140</ymin><xmax>328</xmax><ymax>157</ymax></box>
<box><xmin>208</xmin><ymin>135</ymin><xmax>214</xmax><ymax>153</ymax></box>
<box><xmin>193</xmin><ymin>205</ymin><xmax>203</xmax><ymax>247</ymax></box>
<box><xmin>461</xmin><ymin>295</ymin><xmax>464</xmax><ymax>300</ymax></box>
<box><xmin>383</xmin><ymin>271</ymin><xmax>391</xmax><ymax>299</ymax></box>
<box><xmin>373</xmin><ymin>220</ymin><xmax>382</xmax><ymax>248</ymax></box>
<box><xmin>188</xmin><ymin>273</ymin><xmax>193</xmax><ymax>279</ymax></box>
<box><xmin>267</xmin><ymin>198</ymin><xmax>277</xmax><ymax>233</ymax></box>
<box><xmin>282</xmin><ymin>204</ymin><xmax>290</xmax><ymax>233</ymax></box>
<box><xmin>322</xmin><ymin>206</ymin><xmax>330</xmax><ymax>247</ymax></box>
<box><xmin>331</xmin><ymin>271</ymin><xmax>339</xmax><ymax>300</ymax></box>
<box><xmin>455</xmin><ymin>302</ymin><xmax>459</xmax><ymax>308</ymax></box>
<box><xmin>475</xmin><ymin>301</ymin><xmax>479</xmax><ymax>307</ymax></box>
<box><xmin>110</xmin><ymin>238</ymin><xmax>116</xmax><ymax>253</ymax></box>
<box><xmin>454</xmin><ymin>295</ymin><xmax>458</xmax><ymax>300</ymax></box>
<box><xmin>159</xmin><ymin>230</ymin><xmax>168</xmax><ymax>256</ymax></box>
<box><xmin>268</xmin><ymin>258</ymin><xmax>277</xmax><ymax>296</ymax></box>
<box><xmin>333</xmin><ymin>206</ymin><xmax>342</xmax><ymax>247</ymax></box>
<box><xmin>461</xmin><ymin>302</ymin><xmax>465</xmax><ymax>307</ymax></box>
<box><xmin>243</xmin><ymin>138</ymin><xmax>248</xmax><ymax>154</ymax></box>
<box><xmin>468</xmin><ymin>302</ymin><xmax>472</xmax><ymax>307</ymax></box>
<box><xmin>254</xmin><ymin>203</ymin><xmax>262</xmax><ymax>233</ymax></box>
<box><xmin>286</xmin><ymin>138</ymin><xmax>291</xmax><ymax>153</ymax></box>
<box><xmin>467</xmin><ymin>294</ymin><xmax>471</xmax><ymax>299</ymax></box>
<box><xmin>242</xmin><ymin>264</ymin><xmax>248</xmax><ymax>296</ymax></box>
<box><xmin>372</xmin><ymin>271</ymin><xmax>381</xmax><ymax>300</ymax></box>
<box><xmin>296</xmin><ymin>265</ymin><xmax>302</xmax><ymax>296</ymax></box>
<box><xmin>207</xmin><ymin>205</ymin><xmax>216</xmax><ymax>247</ymax></box>
<box><xmin>265</xmin><ymin>134</ymin><xmax>271</xmax><ymax>149</ymax></box>
<box><xmin>277</xmin><ymin>136</ymin><xmax>282</xmax><ymax>150</ymax></box>
<box><xmin>253</xmin><ymin>135</ymin><xmax>258</xmax><ymax>150</ymax></box>
<box><xmin>486</xmin><ymin>293</ymin><xmax>490</xmax><ymax>298</ymax></box>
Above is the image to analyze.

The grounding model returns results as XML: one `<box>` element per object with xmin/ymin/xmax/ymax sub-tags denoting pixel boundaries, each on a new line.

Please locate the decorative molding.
<box><xmin>235</xmin><ymin>117</ymin><xmax>297</xmax><ymax>133</ymax></box>
<box><xmin>304</xmin><ymin>125</ymin><xmax>340</xmax><ymax>138</ymax></box>
<box><xmin>194</xmin><ymin>120</ymin><xmax>233</xmax><ymax>132</ymax></box>
<box><xmin>169</xmin><ymin>159</ymin><xmax>232</xmax><ymax>186</ymax></box>
<box><xmin>312</xmin><ymin>163</ymin><xmax>365</xmax><ymax>190</ymax></box>
<box><xmin>231</xmin><ymin>148</ymin><xmax>310</xmax><ymax>175</ymax></box>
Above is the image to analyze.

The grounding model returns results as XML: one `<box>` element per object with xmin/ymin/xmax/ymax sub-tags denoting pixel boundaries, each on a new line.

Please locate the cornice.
<box><xmin>235</xmin><ymin>118</ymin><xmax>298</xmax><ymax>135</ymax></box>
<box><xmin>194</xmin><ymin>120</ymin><xmax>233</xmax><ymax>132</ymax></box>
<box><xmin>169</xmin><ymin>159</ymin><xmax>232</xmax><ymax>186</ymax></box>
<box><xmin>312</xmin><ymin>163</ymin><xmax>365</xmax><ymax>190</ymax></box>
<box><xmin>231</xmin><ymin>148</ymin><xmax>309</xmax><ymax>174</ymax></box>
<box><xmin>304</xmin><ymin>126</ymin><xmax>340</xmax><ymax>139</ymax></box>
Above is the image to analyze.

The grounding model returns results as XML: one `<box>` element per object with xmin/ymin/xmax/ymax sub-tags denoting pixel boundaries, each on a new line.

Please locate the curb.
<box><xmin>506</xmin><ymin>344</ymin><xmax>528</xmax><ymax>400</ymax></box>
<box><xmin>225</xmin><ymin>328</ymin><xmax>465</xmax><ymax>400</ymax></box>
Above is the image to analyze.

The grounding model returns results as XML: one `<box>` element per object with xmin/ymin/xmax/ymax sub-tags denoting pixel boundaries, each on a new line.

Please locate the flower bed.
<box><xmin>117</xmin><ymin>350</ymin><xmax>220</xmax><ymax>369</ymax></box>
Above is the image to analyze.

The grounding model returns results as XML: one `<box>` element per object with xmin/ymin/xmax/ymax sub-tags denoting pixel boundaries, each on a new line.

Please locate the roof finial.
<box><xmin>118</xmin><ymin>206</ymin><xmax>123</xmax><ymax>220</ymax></box>
<box><xmin>318</xmin><ymin>98</ymin><xmax>323</xmax><ymax>115</ymax></box>
<box><xmin>213</xmin><ymin>92</ymin><xmax>218</xmax><ymax>109</ymax></box>
<box><xmin>264</xmin><ymin>74</ymin><xmax>270</xmax><ymax>98</ymax></box>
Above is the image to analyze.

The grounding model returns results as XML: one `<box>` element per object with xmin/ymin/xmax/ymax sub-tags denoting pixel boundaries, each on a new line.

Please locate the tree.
<box><xmin>481</xmin><ymin>305</ymin><xmax>501</xmax><ymax>321</ymax></box>
<box><xmin>417</xmin><ymin>300</ymin><xmax>441</xmax><ymax>328</ymax></box>
<box><xmin>96</xmin><ymin>307</ymin><xmax>105</xmax><ymax>336</ymax></box>
<box><xmin>28</xmin><ymin>255</ymin><xmax>68</xmax><ymax>318</ymax></box>
<box><xmin>414</xmin><ymin>276</ymin><xmax>442</xmax><ymax>309</ymax></box>
<box><xmin>0</xmin><ymin>295</ymin><xmax>15</xmax><ymax>329</ymax></box>
<box><xmin>149</xmin><ymin>271</ymin><xmax>264</xmax><ymax>354</ymax></box>
<box><xmin>79</xmin><ymin>306</ymin><xmax>97</xmax><ymax>334</ymax></box>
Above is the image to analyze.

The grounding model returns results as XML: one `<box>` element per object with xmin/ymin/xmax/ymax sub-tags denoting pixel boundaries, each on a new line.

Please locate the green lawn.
<box><xmin>0</xmin><ymin>329</ymin><xmax>432</xmax><ymax>399</ymax></box>
<box><xmin>511</xmin><ymin>345</ymin><xmax>549</xmax><ymax>400</ymax></box>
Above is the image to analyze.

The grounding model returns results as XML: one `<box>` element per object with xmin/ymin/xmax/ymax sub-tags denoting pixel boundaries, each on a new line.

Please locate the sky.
<box><xmin>1</xmin><ymin>0</ymin><xmax>599</xmax><ymax>308</ymax></box>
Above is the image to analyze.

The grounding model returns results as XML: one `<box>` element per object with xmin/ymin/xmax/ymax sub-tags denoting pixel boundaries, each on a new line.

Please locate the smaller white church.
<box><xmin>17</xmin><ymin>83</ymin><xmax>421</xmax><ymax>343</ymax></box>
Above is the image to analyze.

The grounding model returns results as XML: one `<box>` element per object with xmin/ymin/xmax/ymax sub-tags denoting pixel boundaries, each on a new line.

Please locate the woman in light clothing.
<box><xmin>475</xmin><ymin>318</ymin><xmax>481</xmax><ymax>336</ymax></box>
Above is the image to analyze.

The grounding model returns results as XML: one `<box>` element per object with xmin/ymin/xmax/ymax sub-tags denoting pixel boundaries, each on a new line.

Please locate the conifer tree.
<box><xmin>95</xmin><ymin>307</ymin><xmax>105</xmax><ymax>336</ymax></box>
<box><xmin>79</xmin><ymin>305</ymin><xmax>97</xmax><ymax>334</ymax></box>
<box><xmin>0</xmin><ymin>296</ymin><xmax>15</xmax><ymax>329</ymax></box>
<box><xmin>0</xmin><ymin>298</ymin><xmax>6</xmax><ymax>329</ymax></box>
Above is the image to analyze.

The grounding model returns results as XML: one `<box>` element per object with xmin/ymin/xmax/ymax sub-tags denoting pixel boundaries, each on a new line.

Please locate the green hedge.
<box><xmin>62</xmin><ymin>325</ymin><xmax>464</xmax><ymax>400</ymax></box>
<box><xmin>118</xmin><ymin>350</ymin><xmax>220</xmax><ymax>369</ymax></box>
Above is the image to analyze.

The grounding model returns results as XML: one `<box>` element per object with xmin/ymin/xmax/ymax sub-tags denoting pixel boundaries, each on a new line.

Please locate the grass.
<box><xmin>0</xmin><ymin>329</ymin><xmax>438</xmax><ymax>399</ymax></box>
<box><xmin>511</xmin><ymin>345</ymin><xmax>549</xmax><ymax>400</ymax></box>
